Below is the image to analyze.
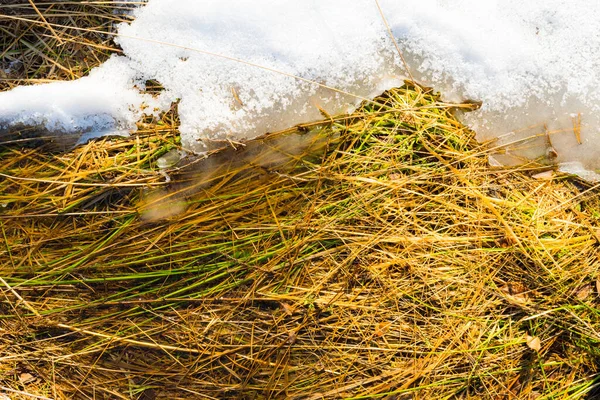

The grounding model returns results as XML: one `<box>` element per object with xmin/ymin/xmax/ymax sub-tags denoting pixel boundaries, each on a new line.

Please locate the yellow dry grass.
<box><xmin>1</xmin><ymin>2</ymin><xmax>600</xmax><ymax>399</ymax></box>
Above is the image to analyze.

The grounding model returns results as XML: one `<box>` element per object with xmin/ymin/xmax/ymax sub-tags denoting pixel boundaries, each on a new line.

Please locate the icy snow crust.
<box><xmin>1</xmin><ymin>0</ymin><xmax>600</xmax><ymax>175</ymax></box>
<box><xmin>0</xmin><ymin>57</ymin><xmax>155</xmax><ymax>134</ymax></box>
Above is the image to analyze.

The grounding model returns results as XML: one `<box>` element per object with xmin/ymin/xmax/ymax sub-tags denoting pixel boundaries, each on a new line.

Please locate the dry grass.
<box><xmin>1</xmin><ymin>2</ymin><xmax>600</xmax><ymax>399</ymax></box>
<box><xmin>0</xmin><ymin>0</ymin><xmax>137</xmax><ymax>91</ymax></box>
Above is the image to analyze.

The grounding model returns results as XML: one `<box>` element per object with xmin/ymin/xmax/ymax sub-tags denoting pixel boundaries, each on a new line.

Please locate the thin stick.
<box><xmin>27</xmin><ymin>0</ymin><xmax>64</xmax><ymax>45</ymax></box>
<box><xmin>0</xmin><ymin>386</ymin><xmax>53</xmax><ymax>400</ymax></box>
<box><xmin>0</xmin><ymin>277</ymin><xmax>41</xmax><ymax>317</ymax></box>
<box><xmin>56</xmin><ymin>323</ymin><xmax>223</xmax><ymax>355</ymax></box>
<box><xmin>374</xmin><ymin>0</ymin><xmax>415</xmax><ymax>82</ymax></box>
<box><xmin>0</xmin><ymin>172</ymin><xmax>166</xmax><ymax>187</ymax></box>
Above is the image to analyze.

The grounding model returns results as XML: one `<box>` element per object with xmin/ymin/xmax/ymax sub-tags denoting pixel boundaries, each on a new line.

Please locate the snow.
<box><xmin>382</xmin><ymin>1</ymin><xmax>600</xmax><ymax>178</ymax></box>
<box><xmin>1</xmin><ymin>0</ymin><xmax>600</xmax><ymax>178</ymax></box>
<box><xmin>0</xmin><ymin>57</ymin><xmax>160</xmax><ymax>135</ymax></box>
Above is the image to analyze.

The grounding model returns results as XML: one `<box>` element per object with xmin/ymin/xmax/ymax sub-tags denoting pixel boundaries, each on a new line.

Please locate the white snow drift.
<box><xmin>1</xmin><ymin>0</ymin><xmax>600</xmax><ymax>178</ymax></box>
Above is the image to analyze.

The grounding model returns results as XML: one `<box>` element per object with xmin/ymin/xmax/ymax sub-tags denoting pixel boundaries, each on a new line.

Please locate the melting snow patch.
<box><xmin>1</xmin><ymin>0</ymin><xmax>600</xmax><ymax>178</ymax></box>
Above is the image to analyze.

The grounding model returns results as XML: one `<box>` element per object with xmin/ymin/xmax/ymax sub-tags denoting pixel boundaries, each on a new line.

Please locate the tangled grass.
<box><xmin>1</xmin><ymin>2</ymin><xmax>600</xmax><ymax>399</ymax></box>
<box><xmin>2</xmin><ymin>83</ymin><xmax>600</xmax><ymax>399</ymax></box>
<box><xmin>0</xmin><ymin>0</ymin><xmax>137</xmax><ymax>91</ymax></box>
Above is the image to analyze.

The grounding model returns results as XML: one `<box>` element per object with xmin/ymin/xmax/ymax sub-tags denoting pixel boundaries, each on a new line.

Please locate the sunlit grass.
<box><xmin>1</xmin><ymin>2</ymin><xmax>600</xmax><ymax>399</ymax></box>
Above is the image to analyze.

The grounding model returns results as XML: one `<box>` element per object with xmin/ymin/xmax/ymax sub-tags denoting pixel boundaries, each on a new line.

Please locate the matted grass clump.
<box><xmin>2</xmin><ymin>83</ymin><xmax>600</xmax><ymax>399</ymax></box>
<box><xmin>2</xmin><ymin>2</ymin><xmax>600</xmax><ymax>399</ymax></box>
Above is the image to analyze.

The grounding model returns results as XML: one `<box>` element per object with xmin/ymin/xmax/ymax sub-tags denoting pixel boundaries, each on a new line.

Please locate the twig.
<box><xmin>27</xmin><ymin>0</ymin><xmax>64</xmax><ymax>45</ymax></box>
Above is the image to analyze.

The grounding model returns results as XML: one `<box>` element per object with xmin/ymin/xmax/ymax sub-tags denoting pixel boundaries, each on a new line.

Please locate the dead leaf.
<box><xmin>281</xmin><ymin>302</ymin><xmax>294</xmax><ymax>316</ymax></box>
<box><xmin>532</xmin><ymin>170</ymin><xmax>554</xmax><ymax>180</ymax></box>
<box><xmin>575</xmin><ymin>285</ymin><xmax>592</xmax><ymax>301</ymax></box>
<box><xmin>526</xmin><ymin>335</ymin><xmax>541</xmax><ymax>352</ymax></box>
<box><xmin>19</xmin><ymin>372</ymin><xmax>35</xmax><ymax>384</ymax></box>
<box><xmin>596</xmin><ymin>277</ymin><xmax>600</xmax><ymax>297</ymax></box>
<box><xmin>500</xmin><ymin>282</ymin><xmax>531</xmax><ymax>305</ymax></box>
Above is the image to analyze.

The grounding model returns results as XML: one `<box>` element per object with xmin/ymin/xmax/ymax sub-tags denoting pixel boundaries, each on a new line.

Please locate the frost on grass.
<box><xmin>1</xmin><ymin>0</ymin><xmax>600</xmax><ymax>177</ymax></box>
